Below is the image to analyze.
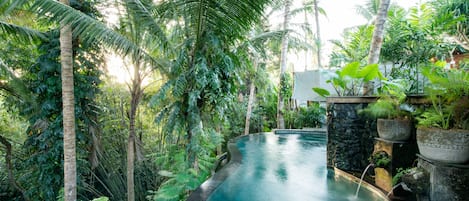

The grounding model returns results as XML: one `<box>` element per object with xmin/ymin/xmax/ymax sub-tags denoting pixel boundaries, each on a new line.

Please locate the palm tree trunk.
<box><xmin>365</xmin><ymin>0</ymin><xmax>391</xmax><ymax>95</ymax></box>
<box><xmin>60</xmin><ymin>0</ymin><xmax>76</xmax><ymax>200</ymax></box>
<box><xmin>313</xmin><ymin>0</ymin><xmax>322</xmax><ymax>69</ymax></box>
<box><xmin>0</xmin><ymin>135</ymin><xmax>29</xmax><ymax>201</ymax></box>
<box><xmin>277</xmin><ymin>0</ymin><xmax>292</xmax><ymax>129</ymax></box>
<box><xmin>244</xmin><ymin>60</ymin><xmax>257</xmax><ymax>135</ymax></box>
<box><xmin>127</xmin><ymin>64</ymin><xmax>142</xmax><ymax>201</ymax></box>
<box><xmin>126</xmin><ymin>131</ymin><xmax>135</xmax><ymax>201</ymax></box>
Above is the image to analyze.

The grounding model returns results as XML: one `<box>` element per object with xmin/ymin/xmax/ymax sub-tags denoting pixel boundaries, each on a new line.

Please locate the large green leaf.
<box><xmin>312</xmin><ymin>87</ymin><xmax>330</xmax><ymax>97</ymax></box>
<box><xmin>359</xmin><ymin>63</ymin><xmax>385</xmax><ymax>82</ymax></box>
<box><xmin>339</xmin><ymin>61</ymin><xmax>360</xmax><ymax>78</ymax></box>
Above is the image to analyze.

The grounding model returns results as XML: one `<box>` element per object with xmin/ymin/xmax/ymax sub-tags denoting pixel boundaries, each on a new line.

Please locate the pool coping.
<box><xmin>186</xmin><ymin>132</ymin><xmax>252</xmax><ymax>201</ymax></box>
<box><xmin>187</xmin><ymin>130</ymin><xmax>388</xmax><ymax>201</ymax></box>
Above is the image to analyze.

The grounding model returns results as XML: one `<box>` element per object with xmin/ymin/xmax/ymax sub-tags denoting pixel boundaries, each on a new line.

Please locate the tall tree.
<box><xmin>313</xmin><ymin>0</ymin><xmax>321</xmax><ymax>69</ymax></box>
<box><xmin>2</xmin><ymin>1</ymin><xmax>105</xmax><ymax>200</ymax></box>
<box><xmin>59</xmin><ymin>0</ymin><xmax>76</xmax><ymax>200</ymax></box>
<box><xmin>364</xmin><ymin>0</ymin><xmax>391</xmax><ymax>95</ymax></box>
<box><xmin>277</xmin><ymin>0</ymin><xmax>292</xmax><ymax>129</ymax></box>
<box><xmin>106</xmin><ymin>1</ymin><xmax>168</xmax><ymax>200</ymax></box>
<box><xmin>244</xmin><ymin>59</ymin><xmax>257</xmax><ymax>135</ymax></box>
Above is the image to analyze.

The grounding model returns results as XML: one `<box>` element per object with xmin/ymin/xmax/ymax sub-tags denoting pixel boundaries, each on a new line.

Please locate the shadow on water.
<box><xmin>277</xmin><ymin>135</ymin><xmax>288</xmax><ymax>145</ymax></box>
<box><xmin>275</xmin><ymin>163</ymin><xmax>288</xmax><ymax>182</ymax></box>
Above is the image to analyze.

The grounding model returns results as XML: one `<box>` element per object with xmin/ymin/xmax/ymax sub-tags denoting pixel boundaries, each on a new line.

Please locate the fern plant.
<box><xmin>149</xmin><ymin>129</ymin><xmax>221</xmax><ymax>201</ymax></box>
<box><xmin>361</xmin><ymin>79</ymin><xmax>412</xmax><ymax>119</ymax></box>
<box><xmin>417</xmin><ymin>61</ymin><xmax>469</xmax><ymax>130</ymax></box>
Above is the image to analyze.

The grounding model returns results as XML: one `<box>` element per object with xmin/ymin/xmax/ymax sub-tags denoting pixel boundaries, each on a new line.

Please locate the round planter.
<box><xmin>377</xmin><ymin>118</ymin><xmax>412</xmax><ymax>141</ymax></box>
<box><xmin>416</xmin><ymin>127</ymin><xmax>469</xmax><ymax>164</ymax></box>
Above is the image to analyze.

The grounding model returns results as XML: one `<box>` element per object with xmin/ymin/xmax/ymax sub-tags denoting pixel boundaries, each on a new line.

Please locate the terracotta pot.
<box><xmin>416</xmin><ymin>127</ymin><xmax>469</xmax><ymax>164</ymax></box>
<box><xmin>377</xmin><ymin>119</ymin><xmax>412</xmax><ymax>141</ymax></box>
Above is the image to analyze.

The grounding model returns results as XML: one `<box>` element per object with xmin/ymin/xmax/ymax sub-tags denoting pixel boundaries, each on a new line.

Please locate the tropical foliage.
<box><xmin>0</xmin><ymin>0</ymin><xmax>467</xmax><ymax>201</ymax></box>
<box><xmin>314</xmin><ymin>62</ymin><xmax>384</xmax><ymax>96</ymax></box>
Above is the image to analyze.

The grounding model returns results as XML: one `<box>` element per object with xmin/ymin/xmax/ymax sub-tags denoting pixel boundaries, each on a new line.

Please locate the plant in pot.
<box><xmin>361</xmin><ymin>79</ymin><xmax>414</xmax><ymax>141</ymax></box>
<box><xmin>416</xmin><ymin>61</ymin><xmax>469</xmax><ymax>164</ymax></box>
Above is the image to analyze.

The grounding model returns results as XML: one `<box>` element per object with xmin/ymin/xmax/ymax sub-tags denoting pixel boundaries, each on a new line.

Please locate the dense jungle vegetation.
<box><xmin>0</xmin><ymin>0</ymin><xmax>467</xmax><ymax>200</ymax></box>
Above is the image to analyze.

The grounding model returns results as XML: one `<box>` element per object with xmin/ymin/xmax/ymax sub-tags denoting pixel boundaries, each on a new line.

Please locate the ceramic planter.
<box><xmin>377</xmin><ymin>119</ymin><xmax>412</xmax><ymax>141</ymax></box>
<box><xmin>416</xmin><ymin>127</ymin><xmax>469</xmax><ymax>164</ymax></box>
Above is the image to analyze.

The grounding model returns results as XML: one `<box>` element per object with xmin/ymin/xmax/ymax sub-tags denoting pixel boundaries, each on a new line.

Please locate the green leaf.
<box><xmin>359</xmin><ymin>63</ymin><xmax>385</xmax><ymax>82</ymax></box>
<box><xmin>92</xmin><ymin>197</ymin><xmax>109</xmax><ymax>201</ymax></box>
<box><xmin>312</xmin><ymin>87</ymin><xmax>330</xmax><ymax>97</ymax></box>
<box><xmin>339</xmin><ymin>61</ymin><xmax>360</xmax><ymax>78</ymax></box>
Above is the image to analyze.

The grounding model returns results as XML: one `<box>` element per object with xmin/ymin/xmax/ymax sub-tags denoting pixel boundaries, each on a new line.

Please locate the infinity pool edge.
<box><xmin>187</xmin><ymin>130</ymin><xmax>389</xmax><ymax>201</ymax></box>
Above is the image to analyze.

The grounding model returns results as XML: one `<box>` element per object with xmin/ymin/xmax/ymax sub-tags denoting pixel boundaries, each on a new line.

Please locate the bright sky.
<box><xmin>276</xmin><ymin>0</ymin><xmax>426</xmax><ymax>71</ymax></box>
<box><xmin>107</xmin><ymin>0</ymin><xmax>426</xmax><ymax>82</ymax></box>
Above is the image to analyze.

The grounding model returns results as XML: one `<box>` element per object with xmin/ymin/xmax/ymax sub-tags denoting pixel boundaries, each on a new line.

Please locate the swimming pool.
<box><xmin>189</xmin><ymin>132</ymin><xmax>388</xmax><ymax>201</ymax></box>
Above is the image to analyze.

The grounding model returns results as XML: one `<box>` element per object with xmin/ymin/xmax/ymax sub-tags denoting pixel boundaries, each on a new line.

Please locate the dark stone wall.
<box><xmin>326</xmin><ymin>101</ymin><xmax>378</xmax><ymax>172</ymax></box>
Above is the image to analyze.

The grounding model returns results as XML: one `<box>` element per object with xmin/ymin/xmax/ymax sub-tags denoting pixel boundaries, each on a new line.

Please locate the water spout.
<box><xmin>354</xmin><ymin>163</ymin><xmax>374</xmax><ymax>198</ymax></box>
<box><xmin>386</xmin><ymin>182</ymin><xmax>411</xmax><ymax>197</ymax></box>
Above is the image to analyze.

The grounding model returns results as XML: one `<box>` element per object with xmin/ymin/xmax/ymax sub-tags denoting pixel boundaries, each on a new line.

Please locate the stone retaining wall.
<box><xmin>326</xmin><ymin>97</ymin><xmax>378</xmax><ymax>172</ymax></box>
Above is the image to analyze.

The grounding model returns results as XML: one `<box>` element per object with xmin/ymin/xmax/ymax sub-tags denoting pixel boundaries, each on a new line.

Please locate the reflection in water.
<box><xmin>277</xmin><ymin>135</ymin><xmax>288</xmax><ymax>145</ymax></box>
<box><xmin>208</xmin><ymin>133</ymin><xmax>385</xmax><ymax>201</ymax></box>
<box><xmin>275</xmin><ymin>163</ymin><xmax>287</xmax><ymax>182</ymax></box>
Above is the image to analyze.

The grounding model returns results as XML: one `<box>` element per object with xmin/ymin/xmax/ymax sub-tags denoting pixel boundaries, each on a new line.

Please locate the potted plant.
<box><xmin>361</xmin><ymin>79</ymin><xmax>413</xmax><ymax>141</ymax></box>
<box><xmin>416</xmin><ymin>61</ymin><xmax>469</xmax><ymax>164</ymax></box>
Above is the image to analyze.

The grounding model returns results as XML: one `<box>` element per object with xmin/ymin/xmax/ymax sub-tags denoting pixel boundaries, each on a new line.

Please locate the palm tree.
<box><xmin>364</xmin><ymin>0</ymin><xmax>391</xmax><ymax>95</ymax></box>
<box><xmin>242</xmin><ymin>29</ymin><xmax>285</xmax><ymax>135</ymax></box>
<box><xmin>313</xmin><ymin>0</ymin><xmax>322</xmax><ymax>69</ymax></box>
<box><xmin>58</xmin><ymin>0</ymin><xmax>76</xmax><ymax>200</ymax></box>
<box><xmin>368</xmin><ymin>0</ymin><xmax>391</xmax><ymax>65</ymax></box>
<box><xmin>277</xmin><ymin>0</ymin><xmax>292</xmax><ymax>129</ymax></box>
<box><xmin>114</xmin><ymin>1</ymin><xmax>166</xmax><ymax>200</ymax></box>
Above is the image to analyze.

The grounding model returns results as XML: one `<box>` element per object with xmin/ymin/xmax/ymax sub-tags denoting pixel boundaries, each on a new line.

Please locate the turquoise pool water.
<box><xmin>207</xmin><ymin>133</ymin><xmax>385</xmax><ymax>201</ymax></box>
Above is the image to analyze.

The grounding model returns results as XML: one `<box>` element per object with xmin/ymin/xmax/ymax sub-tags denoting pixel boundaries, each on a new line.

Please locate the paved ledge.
<box><xmin>274</xmin><ymin>128</ymin><xmax>327</xmax><ymax>135</ymax></box>
<box><xmin>187</xmin><ymin>135</ymin><xmax>246</xmax><ymax>201</ymax></box>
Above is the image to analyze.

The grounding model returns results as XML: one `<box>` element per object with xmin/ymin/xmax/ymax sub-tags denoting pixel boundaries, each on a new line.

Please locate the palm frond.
<box><xmin>0</xmin><ymin>59</ymin><xmax>36</xmax><ymax>106</ymax></box>
<box><xmin>30</xmin><ymin>0</ymin><xmax>163</xmax><ymax>68</ymax></box>
<box><xmin>0</xmin><ymin>0</ymin><xmax>31</xmax><ymax>15</ymax></box>
<box><xmin>160</xmin><ymin>0</ymin><xmax>271</xmax><ymax>43</ymax></box>
<box><xmin>244</xmin><ymin>30</ymin><xmax>285</xmax><ymax>53</ymax></box>
<box><xmin>123</xmin><ymin>0</ymin><xmax>168</xmax><ymax>48</ymax></box>
<box><xmin>0</xmin><ymin>20</ymin><xmax>46</xmax><ymax>42</ymax></box>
